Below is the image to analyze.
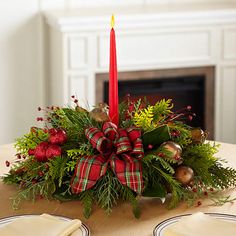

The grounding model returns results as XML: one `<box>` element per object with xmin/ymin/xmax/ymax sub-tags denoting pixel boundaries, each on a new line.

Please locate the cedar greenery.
<box><xmin>2</xmin><ymin>99</ymin><xmax>236</xmax><ymax>218</ymax></box>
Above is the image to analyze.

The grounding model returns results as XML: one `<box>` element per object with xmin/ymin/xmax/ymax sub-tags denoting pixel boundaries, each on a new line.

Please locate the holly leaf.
<box><xmin>142</xmin><ymin>125</ymin><xmax>171</xmax><ymax>148</ymax></box>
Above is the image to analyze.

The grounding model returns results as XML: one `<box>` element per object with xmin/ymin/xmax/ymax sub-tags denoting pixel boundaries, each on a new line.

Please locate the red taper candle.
<box><xmin>109</xmin><ymin>15</ymin><xmax>119</xmax><ymax>126</ymax></box>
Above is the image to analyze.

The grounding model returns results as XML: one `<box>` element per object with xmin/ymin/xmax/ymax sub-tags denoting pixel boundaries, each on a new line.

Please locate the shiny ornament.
<box><xmin>161</xmin><ymin>141</ymin><xmax>182</xmax><ymax>163</ymax></box>
<box><xmin>89</xmin><ymin>103</ymin><xmax>110</xmax><ymax>123</ymax></box>
<box><xmin>174</xmin><ymin>166</ymin><xmax>194</xmax><ymax>186</ymax></box>
<box><xmin>49</xmin><ymin>129</ymin><xmax>67</xmax><ymax>145</ymax></box>
<box><xmin>191</xmin><ymin>128</ymin><xmax>207</xmax><ymax>144</ymax></box>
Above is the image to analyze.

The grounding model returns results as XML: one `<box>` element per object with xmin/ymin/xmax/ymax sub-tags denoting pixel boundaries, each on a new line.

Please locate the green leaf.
<box><xmin>142</xmin><ymin>182</ymin><xmax>167</xmax><ymax>199</ymax></box>
<box><xmin>142</xmin><ymin>125</ymin><xmax>171</xmax><ymax>148</ymax></box>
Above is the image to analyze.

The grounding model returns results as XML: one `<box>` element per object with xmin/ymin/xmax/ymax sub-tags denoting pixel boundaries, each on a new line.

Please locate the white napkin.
<box><xmin>164</xmin><ymin>212</ymin><xmax>236</xmax><ymax>236</ymax></box>
<box><xmin>0</xmin><ymin>214</ymin><xmax>82</xmax><ymax>236</ymax></box>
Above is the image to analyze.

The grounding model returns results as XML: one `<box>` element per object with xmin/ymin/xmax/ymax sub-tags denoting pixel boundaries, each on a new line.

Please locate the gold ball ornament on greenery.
<box><xmin>174</xmin><ymin>166</ymin><xmax>194</xmax><ymax>186</ymax></box>
<box><xmin>89</xmin><ymin>103</ymin><xmax>110</xmax><ymax>122</ymax></box>
<box><xmin>160</xmin><ymin>141</ymin><xmax>182</xmax><ymax>163</ymax></box>
<box><xmin>191</xmin><ymin>128</ymin><xmax>207</xmax><ymax>144</ymax></box>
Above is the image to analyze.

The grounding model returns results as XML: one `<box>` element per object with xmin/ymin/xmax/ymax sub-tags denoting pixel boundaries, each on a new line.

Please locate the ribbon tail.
<box><xmin>110</xmin><ymin>155</ymin><xmax>143</xmax><ymax>194</ymax></box>
<box><xmin>71</xmin><ymin>155</ymin><xmax>108</xmax><ymax>194</ymax></box>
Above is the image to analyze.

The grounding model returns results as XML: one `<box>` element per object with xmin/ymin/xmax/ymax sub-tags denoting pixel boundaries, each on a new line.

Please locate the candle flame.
<box><xmin>111</xmin><ymin>14</ymin><xmax>115</xmax><ymax>28</ymax></box>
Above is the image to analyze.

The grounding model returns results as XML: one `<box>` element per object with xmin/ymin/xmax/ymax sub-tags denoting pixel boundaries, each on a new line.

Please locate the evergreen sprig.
<box><xmin>15</xmin><ymin>129</ymin><xmax>49</xmax><ymax>155</ymax></box>
<box><xmin>152</xmin><ymin>99</ymin><xmax>173</xmax><ymax>123</ymax></box>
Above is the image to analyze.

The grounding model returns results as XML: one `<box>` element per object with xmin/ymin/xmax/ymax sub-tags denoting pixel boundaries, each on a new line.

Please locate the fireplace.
<box><xmin>96</xmin><ymin>66</ymin><xmax>215</xmax><ymax>139</ymax></box>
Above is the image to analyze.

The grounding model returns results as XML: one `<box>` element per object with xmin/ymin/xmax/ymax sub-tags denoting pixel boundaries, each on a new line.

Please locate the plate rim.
<box><xmin>0</xmin><ymin>213</ymin><xmax>90</xmax><ymax>236</ymax></box>
<box><xmin>153</xmin><ymin>212</ymin><xmax>236</xmax><ymax>236</ymax></box>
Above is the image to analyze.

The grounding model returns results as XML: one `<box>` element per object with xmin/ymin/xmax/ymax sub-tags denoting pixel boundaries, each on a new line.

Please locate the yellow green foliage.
<box><xmin>133</xmin><ymin>106</ymin><xmax>155</xmax><ymax>131</ymax></box>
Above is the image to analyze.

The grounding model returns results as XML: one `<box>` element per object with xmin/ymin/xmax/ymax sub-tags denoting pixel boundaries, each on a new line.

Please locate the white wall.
<box><xmin>0</xmin><ymin>0</ymin><xmax>235</xmax><ymax>144</ymax></box>
<box><xmin>0</xmin><ymin>0</ymin><xmax>68</xmax><ymax>145</ymax></box>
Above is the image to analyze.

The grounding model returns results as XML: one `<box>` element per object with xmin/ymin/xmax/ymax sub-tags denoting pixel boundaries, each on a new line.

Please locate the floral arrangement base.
<box><xmin>2</xmin><ymin>98</ymin><xmax>236</xmax><ymax>218</ymax></box>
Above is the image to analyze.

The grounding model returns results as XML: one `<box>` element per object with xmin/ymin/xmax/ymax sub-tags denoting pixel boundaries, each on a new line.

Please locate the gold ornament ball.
<box><xmin>89</xmin><ymin>103</ymin><xmax>110</xmax><ymax>123</ymax></box>
<box><xmin>191</xmin><ymin>128</ymin><xmax>207</xmax><ymax>144</ymax></box>
<box><xmin>174</xmin><ymin>166</ymin><xmax>194</xmax><ymax>186</ymax></box>
<box><xmin>161</xmin><ymin>141</ymin><xmax>182</xmax><ymax>162</ymax></box>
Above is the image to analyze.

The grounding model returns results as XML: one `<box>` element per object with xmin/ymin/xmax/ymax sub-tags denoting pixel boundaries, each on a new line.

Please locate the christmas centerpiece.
<box><xmin>2</xmin><ymin>16</ymin><xmax>236</xmax><ymax>218</ymax></box>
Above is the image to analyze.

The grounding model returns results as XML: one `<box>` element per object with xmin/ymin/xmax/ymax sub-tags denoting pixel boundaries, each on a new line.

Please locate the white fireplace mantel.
<box><xmin>45</xmin><ymin>3</ymin><xmax>236</xmax><ymax>31</ymax></box>
<box><xmin>44</xmin><ymin>3</ymin><xmax>236</xmax><ymax>144</ymax></box>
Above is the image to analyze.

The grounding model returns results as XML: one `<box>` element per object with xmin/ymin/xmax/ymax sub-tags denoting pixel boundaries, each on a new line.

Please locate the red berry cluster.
<box><xmin>125</xmin><ymin>95</ymin><xmax>146</xmax><ymax>119</ymax></box>
<box><xmin>28</xmin><ymin>128</ymin><xmax>67</xmax><ymax>162</ymax></box>
<box><xmin>71</xmin><ymin>95</ymin><xmax>78</xmax><ymax>104</ymax></box>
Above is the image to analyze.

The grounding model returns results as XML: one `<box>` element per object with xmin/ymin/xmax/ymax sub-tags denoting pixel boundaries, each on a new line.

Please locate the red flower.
<box><xmin>46</xmin><ymin>144</ymin><xmax>62</xmax><ymax>159</ymax></box>
<box><xmin>34</xmin><ymin>142</ymin><xmax>49</xmax><ymax>162</ymax></box>
<box><xmin>34</xmin><ymin>142</ymin><xmax>62</xmax><ymax>162</ymax></box>
<box><xmin>49</xmin><ymin>129</ymin><xmax>67</xmax><ymax>145</ymax></box>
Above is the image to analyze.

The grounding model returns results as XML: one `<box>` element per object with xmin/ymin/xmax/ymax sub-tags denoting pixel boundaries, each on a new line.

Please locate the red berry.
<box><xmin>210</xmin><ymin>188</ymin><xmax>214</xmax><ymax>192</ymax></box>
<box><xmin>71</xmin><ymin>95</ymin><xmax>75</xmax><ymax>99</ymax></box>
<box><xmin>197</xmin><ymin>201</ymin><xmax>202</xmax><ymax>206</ymax></box>
<box><xmin>5</xmin><ymin>161</ymin><xmax>10</xmax><ymax>167</ymax></box>
<box><xmin>74</xmin><ymin>99</ymin><xmax>78</xmax><ymax>103</ymax></box>
<box><xmin>189</xmin><ymin>115</ymin><xmax>193</xmax><ymax>121</ymax></box>
<box><xmin>36</xmin><ymin>117</ymin><xmax>43</xmax><ymax>122</ymax></box>
<box><xmin>32</xmin><ymin>179</ymin><xmax>37</xmax><ymax>185</ymax></box>
<box><xmin>192</xmin><ymin>188</ymin><xmax>197</xmax><ymax>193</ymax></box>
<box><xmin>175</xmin><ymin>155</ymin><xmax>181</xmax><ymax>161</ymax></box>
<box><xmin>187</xmin><ymin>106</ymin><xmax>192</xmax><ymax>111</ymax></box>
<box><xmin>38</xmin><ymin>107</ymin><xmax>42</xmax><ymax>111</ymax></box>
<box><xmin>158</xmin><ymin>152</ymin><xmax>165</xmax><ymax>158</ymax></box>
<box><xmin>147</xmin><ymin>144</ymin><xmax>153</xmax><ymax>149</ymax></box>
<box><xmin>38</xmin><ymin>171</ymin><xmax>44</xmax><ymax>177</ymax></box>
<box><xmin>204</xmin><ymin>191</ymin><xmax>208</xmax><ymax>196</ymax></box>
<box><xmin>16</xmin><ymin>153</ymin><xmax>21</xmax><ymax>159</ymax></box>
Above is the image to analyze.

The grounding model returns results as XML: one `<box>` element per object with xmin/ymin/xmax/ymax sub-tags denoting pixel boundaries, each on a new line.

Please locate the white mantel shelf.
<box><xmin>45</xmin><ymin>3</ymin><xmax>236</xmax><ymax>32</ymax></box>
<box><xmin>44</xmin><ymin>2</ymin><xmax>236</xmax><ymax>144</ymax></box>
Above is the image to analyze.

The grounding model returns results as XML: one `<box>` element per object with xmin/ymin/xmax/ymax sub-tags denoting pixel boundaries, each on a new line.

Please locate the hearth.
<box><xmin>96</xmin><ymin>67</ymin><xmax>214</xmax><ymax>139</ymax></box>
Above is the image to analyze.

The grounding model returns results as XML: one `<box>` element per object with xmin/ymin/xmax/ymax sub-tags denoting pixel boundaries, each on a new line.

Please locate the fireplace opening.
<box><xmin>96</xmin><ymin>67</ymin><xmax>214</xmax><ymax>139</ymax></box>
<box><xmin>104</xmin><ymin>76</ymin><xmax>204</xmax><ymax>129</ymax></box>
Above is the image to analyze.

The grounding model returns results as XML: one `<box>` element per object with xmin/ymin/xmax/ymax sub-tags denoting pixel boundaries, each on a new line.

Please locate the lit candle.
<box><xmin>109</xmin><ymin>14</ymin><xmax>119</xmax><ymax>126</ymax></box>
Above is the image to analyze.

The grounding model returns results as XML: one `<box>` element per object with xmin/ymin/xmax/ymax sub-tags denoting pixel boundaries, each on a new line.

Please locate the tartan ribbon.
<box><xmin>70</xmin><ymin>122</ymin><xmax>144</xmax><ymax>194</ymax></box>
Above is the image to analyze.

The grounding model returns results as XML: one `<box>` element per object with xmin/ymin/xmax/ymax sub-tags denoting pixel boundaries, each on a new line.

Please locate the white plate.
<box><xmin>0</xmin><ymin>214</ymin><xmax>90</xmax><ymax>236</ymax></box>
<box><xmin>153</xmin><ymin>213</ymin><xmax>236</xmax><ymax>236</ymax></box>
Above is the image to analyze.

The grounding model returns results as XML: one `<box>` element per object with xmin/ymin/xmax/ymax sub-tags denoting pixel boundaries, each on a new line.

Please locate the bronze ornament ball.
<box><xmin>191</xmin><ymin>128</ymin><xmax>207</xmax><ymax>144</ymax></box>
<box><xmin>174</xmin><ymin>166</ymin><xmax>194</xmax><ymax>186</ymax></box>
<box><xmin>160</xmin><ymin>141</ymin><xmax>182</xmax><ymax>162</ymax></box>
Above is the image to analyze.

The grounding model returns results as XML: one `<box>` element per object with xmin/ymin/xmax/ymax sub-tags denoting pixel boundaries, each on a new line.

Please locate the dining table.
<box><xmin>0</xmin><ymin>141</ymin><xmax>236</xmax><ymax>236</ymax></box>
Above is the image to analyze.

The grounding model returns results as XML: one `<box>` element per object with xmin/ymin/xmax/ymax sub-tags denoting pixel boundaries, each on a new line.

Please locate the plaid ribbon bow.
<box><xmin>70</xmin><ymin>122</ymin><xmax>144</xmax><ymax>194</ymax></box>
